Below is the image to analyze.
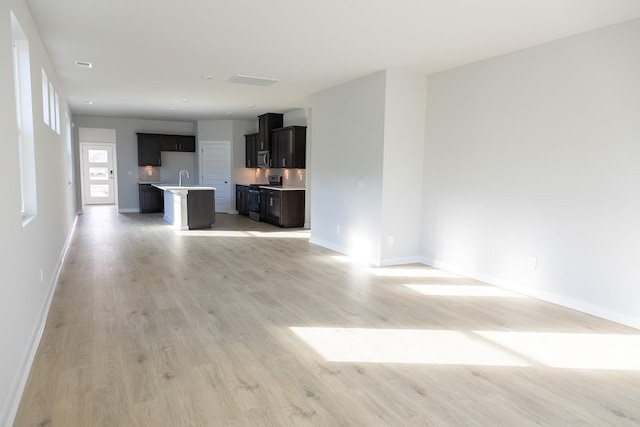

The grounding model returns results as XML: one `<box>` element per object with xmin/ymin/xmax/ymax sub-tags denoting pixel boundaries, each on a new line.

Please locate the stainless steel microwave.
<box><xmin>257</xmin><ymin>150</ymin><xmax>269</xmax><ymax>168</ymax></box>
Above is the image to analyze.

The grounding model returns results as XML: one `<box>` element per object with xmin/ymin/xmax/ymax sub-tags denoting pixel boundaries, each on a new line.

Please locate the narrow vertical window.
<box><xmin>54</xmin><ymin>92</ymin><xmax>60</xmax><ymax>134</ymax></box>
<box><xmin>48</xmin><ymin>82</ymin><xmax>54</xmax><ymax>130</ymax></box>
<box><xmin>11</xmin><ymin>11</ymin><xmax>37</xmax><ymax>224</ymax></box>
<box><xmin>65</xmin><ymin>112</ymin><xmax>73</xmax><ymax>186</ymax></box>
<box><xmin>41</xmin><ymin>69</ymin><xmax>49</xmax><ymax>125</ymax></box>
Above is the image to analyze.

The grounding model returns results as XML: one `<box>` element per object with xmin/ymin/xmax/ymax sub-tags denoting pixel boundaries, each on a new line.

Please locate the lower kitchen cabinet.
<box><xmin>235</xmin><ymin>184</ymin><xmax>249</xmax><ymax>216</ymax></box>
<box><xmin>265</xmin><ymin>189</ymin><xmax>304</xmax><ymax>228</ymax></box>
<box><xmin>139</xmin><ymin>184</ymin><xmax>163</xmax><ymax>213</ymax></box>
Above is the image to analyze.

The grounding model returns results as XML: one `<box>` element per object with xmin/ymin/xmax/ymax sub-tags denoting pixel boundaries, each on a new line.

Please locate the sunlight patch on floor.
<box><xmin>477</xmin><ymin>331</ymin><xmax>640</xmax><ymax>370</ymax></box>
<box><xmin>369</xmin><ymin>268</ymin><xmax>460</xmax><ymax>278</ymax></box>
<box><xmin>289</xmin><ymin>327</ymin><xmax>529</xmax><ymax>366</ymax></box>
<box><xmin>290</xmin><ymin>327</ymin><xmax>640</xmax><ymax>370</ymax></box>
<box><xmin>404</xmin><ymin>284</ymin><xmax>524</xmax><ymax>298</ymax></box>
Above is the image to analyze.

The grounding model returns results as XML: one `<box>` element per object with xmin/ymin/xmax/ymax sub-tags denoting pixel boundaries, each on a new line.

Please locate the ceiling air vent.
<box><xmin>227</xmin><ymin>74</ymin><xmax>279</xmax><ymax>86</ymax></box>
<box><xmin>75</xmin><ymin>61</ymin><xmax>93</xmax><ymax>68</ymax></box>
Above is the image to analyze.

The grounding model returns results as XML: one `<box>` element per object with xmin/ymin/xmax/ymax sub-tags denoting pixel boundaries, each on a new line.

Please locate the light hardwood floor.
<box><xmin>14</xmin><ymin>206</ymin><xmax>640</xmax><ymax>426</ymax></box>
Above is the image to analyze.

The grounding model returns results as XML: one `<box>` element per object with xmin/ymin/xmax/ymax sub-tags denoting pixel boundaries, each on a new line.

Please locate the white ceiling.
<box><xmin>26</xmin><ymin>0</ymin><xmax>640</xmax><ymax>122</ymax></box>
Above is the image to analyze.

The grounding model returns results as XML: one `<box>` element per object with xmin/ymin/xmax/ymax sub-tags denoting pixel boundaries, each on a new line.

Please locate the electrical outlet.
<box><xmin>388</xmin><ymin>236</ymin><xmax>394</xmax><ymax>246</ymax></box>
<box><xmin>357</xmin><ymin>180</ymin><xmax>365</xmax><ymax>189</ymax></box>
<box><xmin>528</xmin><ymin>256</ymin><xmax>537</xmax><ymax>270</ymax></box>
<box><xmin>336</xmin><ymin>225</ymin><xmax>341</xmax><ymax>234</ymax></box>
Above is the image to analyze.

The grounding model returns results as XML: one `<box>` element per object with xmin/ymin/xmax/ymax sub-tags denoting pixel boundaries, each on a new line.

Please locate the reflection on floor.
<box><xmin>14</xmin><ymin>206</ymin><xmax>640</xmax><ymax>426</ymax></box>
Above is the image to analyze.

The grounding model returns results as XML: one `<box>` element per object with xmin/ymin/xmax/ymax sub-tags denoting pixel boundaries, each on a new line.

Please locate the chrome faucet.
<box><xmin>179</xmin><ymin>170</ymin><xmax>190</xmax><ymax>186</ymax></box>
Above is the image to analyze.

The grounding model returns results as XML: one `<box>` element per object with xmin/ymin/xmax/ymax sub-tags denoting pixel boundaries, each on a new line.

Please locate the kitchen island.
<box><xmin>153</xmin><ymin>185</ymin><xmax>216</xmax><ymax>230</ymax></box>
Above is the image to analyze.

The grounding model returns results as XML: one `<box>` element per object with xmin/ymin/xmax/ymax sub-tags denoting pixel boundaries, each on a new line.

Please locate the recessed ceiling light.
<box><xmin>228</xmin><ymin>74</ymin><xmax>279</xmax><ymax>86</ymax></box>
<box><xmin>181</xmin><ymin>99</ymin><xmax>189</xmax><ymax>102</ymax></box>
<box><xmin>201</xmin><ymin>75</ymin><xmax>214</xmax><ymax>80</ymax></box>
<box><xmin>247</xmin><ymin>104</ymin><xmax>255</xmax><ymax>108</ymax></box>
<box><xmin>160</xmin><ymin>114</ymin><xmax>167</xmax><ymax>117</ymax></box>
<box><xmin>169</xmin><ymin>108</ymin><xmax>176</xmax><ymax>111</ymax></box>
<box><xmin>81</xmin><ymin>100</ymin><xmax>93</xmax><ymax>104</ymax></box>
<box><xmin>227</xmin><ymin>112</ymin><xmax>234</xmax><ymax>115</ymax></box>
<box><xmin>75</xmin><ymin>61</ymin><xmax>93</xmax><ymax>68</ymax></box>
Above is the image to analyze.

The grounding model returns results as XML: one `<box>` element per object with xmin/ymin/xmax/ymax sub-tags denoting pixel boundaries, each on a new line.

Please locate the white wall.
<box><xmin>310</xmin><ymin>71</ymin><xmax>427</xmax><ymax>265</ymax></box>
<box><xmin>380</xmin><ymin>70</ymin><xmax>427</xmax><ymax>264</ymax></box>
<box><xmin>0</xmin><ymin>1</ymin><xmax>77</xmax><ymax>424</ymax></box>
<box><xmin>310</xmin><ymin>71</ymin><xmax>387</xmax><ymax>263</ymax></box>
<box><xmin>72</xmin><ymin>115</ymin><xmax>195</xmax><ymax>211</ymax></box>
<box><xmin>422</xmin><ymin>19</ymin><xmax>640</xmax><ymax>328</ymax></box>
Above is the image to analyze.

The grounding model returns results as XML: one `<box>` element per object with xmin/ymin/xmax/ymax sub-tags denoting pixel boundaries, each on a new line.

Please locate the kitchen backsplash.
<box><xmin>254</xmin><ymin>168</ymin><xmax>305</xmax><ymax>187</ymax></box>
<box><xmin>138</xmin><ymin>166</ymin><xmax>161</xmax><ymax>182</ymax></box>
<box><xmin>281</xmin><ymin>169</ymin><xmax>306</xmax><ymax>187</ymax></box>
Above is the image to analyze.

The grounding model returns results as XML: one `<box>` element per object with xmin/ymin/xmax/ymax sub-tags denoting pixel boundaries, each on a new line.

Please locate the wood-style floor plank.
<box><xmin>13</xmin><ymin>206</ymin><xmax>640</xmax><ymax>426</ymax></box>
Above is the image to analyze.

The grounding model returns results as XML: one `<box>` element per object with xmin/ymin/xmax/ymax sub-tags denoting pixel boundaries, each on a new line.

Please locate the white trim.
<box><xmin>117</xmin><ymin>208</ymin><xmax>139</xmax><ymax>213</ymax></box>
<box><xmin>379</xmin><ymin>255</ymin><xmax>423</xmax><ymax>267</ymax></box>
<box><xmin>1</xmin><ymin>215</ymin><xmax>78</xmax><ymax>427</ymax></box>
<box><xmin>419</xmin><ymin>257</ymin><xmax>640</xmax><ymax>331</ymax></box>
<box><xmin>309</xmin><ymin>236</ymin><xmax>350</xmax><ymax>258</ymax></box>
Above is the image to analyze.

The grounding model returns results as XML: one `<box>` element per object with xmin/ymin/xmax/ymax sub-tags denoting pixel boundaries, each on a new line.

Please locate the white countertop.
<box><xmin>153</xmin><ymin>184</ymin><xmax>216</xmax><ymax>192</ymax></box>
<box><xmin>259</xmin><ymin>186</ymin><xmax>305</xmax><ymax>191</ymax></box>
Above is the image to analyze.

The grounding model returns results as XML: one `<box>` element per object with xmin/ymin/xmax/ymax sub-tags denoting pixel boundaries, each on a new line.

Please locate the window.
<box><xmin>11</xmin><ymin>11</ymin><xmax>37</xmax><ymax>224</ymax></box>
<box><xmin>65</xmin><ymin>112</ymin><xmax>73</xmax><ymax>186</ymax></box>
<box><xmin>41</xmin><ymin>68</ymin><xmax>49</xmax><ymax>125</ymax></box>
<box><xmin>48</xmin><ymin>82</ymin><xmax>54</xmax><ymax>131</ymax></box>
<box><xmin>54</xmin><ymin>91</ymin><xmax>60</xmax><ymax>134</ymax></box>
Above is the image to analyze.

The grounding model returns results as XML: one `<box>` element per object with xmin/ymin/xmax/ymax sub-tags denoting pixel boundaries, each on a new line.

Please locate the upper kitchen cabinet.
<box><xmin>245</xmin><ymin>133</ymin><xmax>258</xmax><ymax>168</ymax></box>
<box><xmin>160</xmin><ymin>134</ymin><xmax>196</xmax><ymax>152</ymax></box>
<box><xmin>138</xmin><ymin>133</ymin><xmax>196</xmax><ymax>166</ymax></box>
<box><xmin>137</xmin><ymin>133</ymin><xmax>162</xmax><ymax>166</ymax></box>
<box><xmin>271</xmin><ymin>126</ymin><xmax>306</xmax><ymax>169</ymax></box>
<box><xmin>257</xmin><ymin>113</ymin><xmax>283</xmax><ymax>151</ymax></box>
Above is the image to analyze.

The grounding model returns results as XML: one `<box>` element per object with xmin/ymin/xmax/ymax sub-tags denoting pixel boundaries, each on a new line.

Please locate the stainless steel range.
<box><xmin>248</xmin><ymin>184</ymin><xmax>262</xmax><ymax>221</ymax></box>
<box><xmin>248</xmin><ymin>175</ymin><xmax>282</xmax><ymax>221</ymax></box>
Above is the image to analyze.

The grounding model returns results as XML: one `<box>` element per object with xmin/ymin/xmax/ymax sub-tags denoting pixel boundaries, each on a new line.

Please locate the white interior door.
<box><xmin>200</xmin><ymin>141</ymin><xmax>230</xmax><ymax>213</ymax></box>
<box><xmin>81</xmin><ymin>143</ymin><xmax>116</xmax><ymax>205</ymax></box>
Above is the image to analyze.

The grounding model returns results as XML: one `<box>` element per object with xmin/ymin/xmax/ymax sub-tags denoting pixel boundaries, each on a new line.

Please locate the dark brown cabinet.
<box><xmin>245</xmin><ymin>133</ymin><xmax>258</xmax><ymax>168</ymax></box>
<box><xmin>258</xmin><ymin>113</ymin><xmax>283</xmax><ymax>151</ymax></box>
<box><xmin>265</xmin><ymin>189</ymin><xmax>305</xmax><ymax>228</ymax></box>
<box><xmin>137</xmin><ymin>134</ymin><xmax>162</xmax><ymax>166</ymax></box>
<box><xmin>161</xmin><ymin>135</ymin><xmax>195</xmax><ymax>152</ymax></box>
<box><xmin>139</xmin><ymin>184</ymin><xmax>163</xmax><ymax>213</ymax></box>
<box><xmin>187</xmin><ymin>190</ymin><xmax>215</xmax><ymax>229</ymax></box>
<box><xmin>270</xmin><ymin>126</ymin><xmax>306</xmax><ymax>169</ymax></box>
<box><xmin>138</xmin><ymin>133</ymin><xmax>196</xmax><ymax>166</ymax></box>
<box><xmin>259</xmin><ymin>188</ymin><xmax>267</xmax><ymax>221</ymax></box>
<box><xmin>235</xmin><ymin>184</ymin><xmax>249</xmax><ymax>216</ymax></box>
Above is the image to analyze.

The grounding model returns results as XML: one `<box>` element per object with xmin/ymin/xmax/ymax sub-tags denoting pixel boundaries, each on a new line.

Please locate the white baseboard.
<box><xmin>1</xmin><ymin>215</ymin><xmax>78</xmax><ymax>427</ymax></box>
<box><xmin>419</xmin><ymin>256</ymin><xmax>640</xmax><ymax>330</ymax></box>
<box><xmin>118</xmin><ymin>208</ymin><xmax>139</xmax><ymax>213</ymax></box>
<box><xmin>309</xmin><ymin>236</ymin><xmax>349</xmax><ymax>257</ymax></box>
<box><xmin>309</xmin><ymin>237</ymin><xmax>421</xmax><ymax>267</ymax></box>
<box><xmin>379</xmin><ymin>255</ymin><xmax>423</xmax><ymax>267</ymax></box>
